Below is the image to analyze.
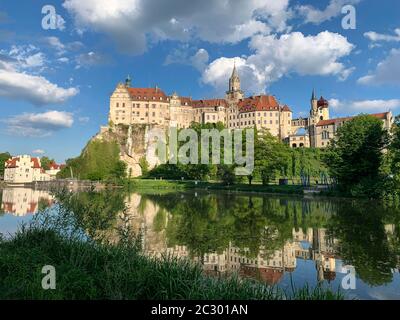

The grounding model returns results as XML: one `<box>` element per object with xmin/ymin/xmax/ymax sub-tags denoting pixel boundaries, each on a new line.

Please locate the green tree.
<box><xmin>388</xmin><ymin>115</ymin><xmax>400</xmax><ymax>197</ymax></box>
<box><xmin>324</xmin><ymin>115</ymin><xmax>389</xmax><ymax>198</ymax></box>
<box><xmin>0</xmin><ymin>152</ymin><xmax>11</xmax><ymax>178</ymax></box>
<box><xmin>254</xmin><ymin>131</ymin><xmax>290</xmax><ymax>185</ymax></box>
<box><xmin>40</xmin><ymin>156</ymin><xmax>55</xmax><ymax>170</ymax></box>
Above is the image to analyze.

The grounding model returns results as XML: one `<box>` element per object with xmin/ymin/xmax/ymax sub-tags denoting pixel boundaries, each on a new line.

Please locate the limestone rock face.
<box><xmin>94</xmin><ymin>123</ymin><xmax>164</xmax><ymax>178</ymax></box>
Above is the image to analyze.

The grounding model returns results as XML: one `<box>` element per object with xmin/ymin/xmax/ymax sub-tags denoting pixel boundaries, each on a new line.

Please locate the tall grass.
<box><xmin>0</xmin><ymin>226</ymin><xmax>343</xmax><ymax>300</ymax></box>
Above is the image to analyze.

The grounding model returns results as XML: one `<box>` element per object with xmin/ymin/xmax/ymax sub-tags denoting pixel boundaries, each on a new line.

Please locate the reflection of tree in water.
<box><xmin>146</xmin><ymin>193</ymin><xmax>335</xmax><ymax>259</ymax></box>
<box><xmin>327</xmin><ymin>200</ymin><xmax>398</xmax><ymax>286</ymax></box>
<box><xmin>55</xmin><ymin>189</ymin><xmax>127</xmax><ymax>239</ymax></box>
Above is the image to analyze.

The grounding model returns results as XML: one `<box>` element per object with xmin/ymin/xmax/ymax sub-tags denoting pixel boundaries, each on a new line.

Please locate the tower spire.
<box><xmin>311</xmin><ymin>88</ymin><xmax>316</xmax><ymax>101</ymax></box>
<box><xmin>231</xmin><ymin>60</ymin><xmax>238</xmax><ymax>78</ymax></box>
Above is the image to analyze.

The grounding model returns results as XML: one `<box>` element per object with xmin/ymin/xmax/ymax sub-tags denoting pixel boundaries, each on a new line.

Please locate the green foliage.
<box><xmin>40</xmin><ymin>156</ymin><xmax>55</xmax><ymax>170</ymax></box>
<box><xmin>254</xmin><ymin>131</ymin><xmax>290</xmax><ymax>185</ymax></box>
<box><xmin>139</xmin><ymin>157</ymin><xmax>149</xmax><ymax>176</ymax></box>
<box><xmin>57</xmin><ymin>140</ymin><xmax>125</xmax><ymax>181</ymax></box>
<box><xmin>387</xmin><ymin>115</ymin><xmax>400</xmax><ymax>198</ymax></box>
<box><xmin>324</xmin><ymin>115</ymin><xmax>389</xmax><ymax>198</ymax></box>
<box><xmin>0</xmin><ymin>152</ymin><xmax>11</xmax><ymax>178</ymax></box>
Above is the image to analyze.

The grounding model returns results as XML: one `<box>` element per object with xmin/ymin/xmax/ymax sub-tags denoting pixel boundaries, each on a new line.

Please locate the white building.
<box><xmin>45</xmin><ymin>162</ymin><xmax>63</xmax><ymax>180</ymax></box>
<box><xmin>4</xmin><ymin>155</ymin><xmax>51</xmax><ymax>184</ymax></box>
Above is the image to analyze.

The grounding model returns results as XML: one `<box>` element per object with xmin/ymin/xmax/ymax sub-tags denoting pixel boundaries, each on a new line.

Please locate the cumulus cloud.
<box><xmin>63</xmin><ymin>0</ymin><xmax>291</xmax><ymax>54</ymax></box>
<box><xmin>0</xmin><ymin>46</ymin><xmax>79</xmax><ymax>105</ymax></box>
<box><xmin>202</xmin><ymin>31</ymin><xmax>355</xmax><ymax>94</ymax></box>
<box><xmin>329</xmin><ymin>98</ymin><xmax>400</xmax><ymax>114</ymax></box>
<box><xmin>4</xmin><ymin>111</ymin><xmax>74</xmax><ymax>137</ymax></box>
<box><xmin>297</xmin><ymin>0</ymin><xmax>361</xmax><ymax>25</ymax></box>
<box><xmin>364</xmin><ymin>28</ymin><xmax>400</xmax><ymax>42</ymax></box>
<box><xmin>0</xmin><ymin>69</ymin><xmax>79</xmax><ymax>105</ymax></box>
<box><xmin>358</xmin><ymin>49</ymin><xmax>400</xmax><ymax>86</ymax></box>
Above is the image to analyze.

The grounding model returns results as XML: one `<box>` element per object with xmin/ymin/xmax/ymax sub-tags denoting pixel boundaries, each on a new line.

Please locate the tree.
<box><xmin>324</xmin><ymin>115</ymin><xmax>389</xmax><ymax>198</ymax></box>
<box><xmin>40</xmin><ymin>156</ymin><xmax>55</xmax><ymax>170</ymax></box>
<box><xmin>0</xmin><ymin>152</ymin><xmax>11</xmax><ymax>178</ymax></box>
<box><xmin>254</xmin><ymin>131</ymin><xmax>290</xmax><ymax>185</ymax></box>
<box><xmin>388</xmin><ymin>115</ymin><xmax>400</xmax><ymax>197</ymax></box>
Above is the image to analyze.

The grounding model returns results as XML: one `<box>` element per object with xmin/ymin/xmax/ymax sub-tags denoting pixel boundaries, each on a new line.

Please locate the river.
<box><xmin>0</xmin><ymin>186</ymin><xmax>399</xmax><ymax>300</ymax></box>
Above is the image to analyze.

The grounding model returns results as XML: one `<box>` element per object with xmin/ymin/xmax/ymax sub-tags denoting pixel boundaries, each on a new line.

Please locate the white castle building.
<box><xmin>107</xmin><ymin>66</ymin><xmax>394</xmax><ymax>148</ymax></box>
<box><xmin>3</xmin><ymin>155</ymin><xmax>62</xmax><ymax>184</ymax></box>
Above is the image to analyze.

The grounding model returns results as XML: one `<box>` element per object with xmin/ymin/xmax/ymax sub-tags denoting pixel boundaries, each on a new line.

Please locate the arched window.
<box><xmin>292</xmin><ymin>143</ymin><xmax>297</xmax><ymax>148</ymax></box>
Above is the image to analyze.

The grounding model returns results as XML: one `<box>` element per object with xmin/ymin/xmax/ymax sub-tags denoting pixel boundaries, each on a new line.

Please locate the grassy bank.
<box><xmin>0</xmin><ymin>227</ymin><xmax>342</xmax><ymax>300</ymax></box>
<box><xmin>127</xmin><ymin>179</ymin><xmax>304</xmax><ymax>195</ymax></box>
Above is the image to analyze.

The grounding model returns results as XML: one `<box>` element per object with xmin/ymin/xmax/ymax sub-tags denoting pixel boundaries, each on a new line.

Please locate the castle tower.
<box><xmin>226</xmin><ymin>62</ymin><xmax>244</xmax><ymax>102</ymax></box>
<box><xmin>308</xmin><ymin>89</ymin><xmax>330</xmax><ymax>148</ymax></box>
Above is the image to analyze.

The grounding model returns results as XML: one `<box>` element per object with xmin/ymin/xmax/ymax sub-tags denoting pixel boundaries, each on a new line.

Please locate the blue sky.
<box><xmin>0</xmin><ymin>0</ymin><xmax>399</xmax><ymax>163</ymax></box>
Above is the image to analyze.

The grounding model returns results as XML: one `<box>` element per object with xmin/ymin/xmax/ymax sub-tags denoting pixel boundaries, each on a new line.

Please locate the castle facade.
<box><xmin>108</xmin><ymin>66</ymin><xmax>394</xmax><ymax>148</ymax></box>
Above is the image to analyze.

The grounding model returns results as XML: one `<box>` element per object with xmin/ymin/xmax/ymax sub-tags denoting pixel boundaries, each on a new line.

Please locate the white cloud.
<box><xmin>202</xmin><ymin>31</ymin><xmax>355</xmax><ymax>94</ymax></box>
<box><xmin>297</xmin><ymin>0</ymin><xmax>360</xmax><ymax>25</ymax></box>
<box><xmin>3</xmin><ymin>45</ymin><xmax>46</xmax><ymax>71</ymax></box>
<box><xmin>75</xmin><ymin>51</ymin><xmax>109</xmax><ymax>69</ymax></box>
<box><xmin>358</xmin><ymin>49</ymin><xmax>400</xmax><ymax>86</ymax></box>
<box><xmin>63</xmin><ymin>0</ymin><xmax>291</xmax><ymax>54</ymax></box>
<box><xmin>364</xmin><ymin>28</ymin><xmax>400</xmax><ymax>42</ymax></box>
<box><xmin>164</xmin><ymin>46</ymin><xmax>209</xmax><ymax>71</ymax></box>
<box><xmin>32</xmin><ymin>149</ymin><xmax>46</xmax><ymax>155</ymax></box>
<box><xmin>329</xmin><ymin>98</ymin><xmax>400</xmax><ymax>114</ymax></box>
<box><xmin>78</xmin><ymin>116</ymin><xmax>89</xmax><ymax>123</ymax></box>
<box><xmin>43</xmin><ymin>36</ymin><xmax>84</xmax><ymax>55</ymax></box>
<box><xmin>0</xmin><ymin>69</ymin><xmax>79</xmax><ymax>105</ymax></box>
<box><xmin>0</xmin><ymin>45</ymin><xmax>79</xmax><ymax>105</ymax></box>
<box><xmin>4</xmin><ymin>111</ymin><xmax>74</xmax><ymax>137</ymax></box>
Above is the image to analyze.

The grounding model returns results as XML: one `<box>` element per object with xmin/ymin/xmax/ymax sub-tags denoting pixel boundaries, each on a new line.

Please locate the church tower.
<box><xmin>308</xmin><ymin>89</ymin><xmax>330</xmax><ymax>148</ymax></box>
<box><xmin>226</xmin><ymin>62</ymin><xmax>244</xmax><ymax>102</ymax></box>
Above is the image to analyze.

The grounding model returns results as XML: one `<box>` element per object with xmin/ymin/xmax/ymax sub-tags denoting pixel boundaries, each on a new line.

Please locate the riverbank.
<box><xmin>0</xmin><ymin>227</ymin><xmax>343</xmax><ymax>300</ymax></box>
<box><xmin>127</xmin><ymin>179</ymin><xmax>305</xmax><ymax>195</ymax></box>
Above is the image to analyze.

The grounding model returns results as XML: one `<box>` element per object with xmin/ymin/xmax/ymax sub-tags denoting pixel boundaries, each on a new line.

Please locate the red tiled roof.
<box><xmin>31</xmin><ymin>158</ymin><xmax>41</xmax><ymax>169</ymax></box>
<box><xmin>192</xmin><ymin>99</ymin><xmax>227</xmax><ymax>108</ymax></box>
<box><xmin>48</xmin><ymin>162</ymin><xmax>61</xmax><ymax>170</ymax></box>
<box><xmin>127</xmin><ymin>88</ymin><xmax>168</xmax><ymax>100</ymax></box>
<box><xmin>178</xmin><ymin>97</ymin><xmax>193</xmax><ymax>106</ymax></box>
<box><xmin>317</xmin><ymin>96</ymin><xmax>329</xmax><ymax>108</ymax></box>
<box><xmin>238</xmin><ymin>95</ymin><xmax>292</xmax><ymax>113</ymax></box>
<box><xmin>316</xmin><ymin>112</ymin><xmax>389</xmax><ymax>127</ymax></box>
<box><xmin>5</xmin><ymin>157</ymin><xmax>19</xmax><ymax>168</ymax></box>
<box><xmin>240</xmin><ymin>266</ymin><xmax>284</xmax><ymax>285</ymax></box>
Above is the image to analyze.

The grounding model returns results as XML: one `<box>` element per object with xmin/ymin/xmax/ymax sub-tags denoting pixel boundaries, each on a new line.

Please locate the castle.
<box><xmin>108</xmin><ymin>66</ymin><xmax>394</xmax><ymax>148</ymax></box>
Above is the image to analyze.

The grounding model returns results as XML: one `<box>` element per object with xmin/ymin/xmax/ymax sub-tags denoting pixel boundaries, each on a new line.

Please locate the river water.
<box><xmin>1</xmin><ymin>187</ymin><xmax>399</xmax><ymax>300</ymax></box>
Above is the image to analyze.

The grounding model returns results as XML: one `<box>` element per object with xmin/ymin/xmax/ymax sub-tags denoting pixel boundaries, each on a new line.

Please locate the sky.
<box><xmin>0</xmin><ymin>0</ymin><xmax>399</xmax><ymax>163</ymax></box>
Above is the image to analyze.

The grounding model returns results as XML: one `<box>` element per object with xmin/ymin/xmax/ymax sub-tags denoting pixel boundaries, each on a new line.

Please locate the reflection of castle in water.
<box><xmin>1</xmin><ymin>188</ymin><xmax>53</xmax><ymax>216</ymax></box>
<box><xmin>122</xmin><ymin>193</ymin><xmax>346</xmax><ymax>285</ymax></box>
